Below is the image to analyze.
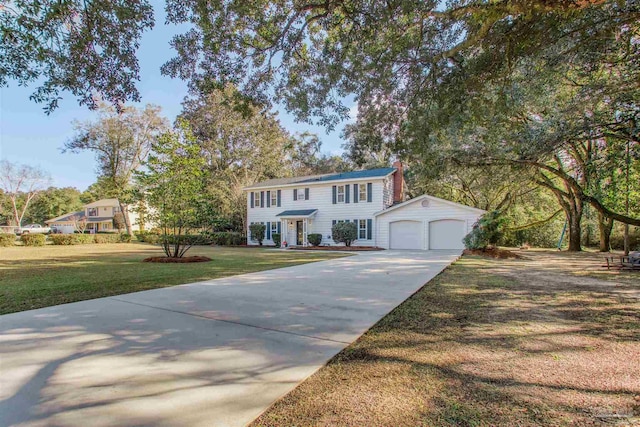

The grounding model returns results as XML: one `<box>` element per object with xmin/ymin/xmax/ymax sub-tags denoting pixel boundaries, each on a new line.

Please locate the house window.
<box><xmin>296</xmin><ymin>188</ymin><xmax>306</xmax><ymax>201</ymax></box>
<box><xmin>359</xmin><ymin>184</ymin><xmax>367</xmax><ymax>202</ymax></box>
<box><xmin>271</xmin><ymin>191</ymin><xmax>277</xmax><ymax>206</ymax></box>
<box><xmin>271</xmin><ymin>222</ymin><xmax>278</xmax><ymax>236</ymax></box>
<box><xmin>359</xmin><ymin>219</ymin><xmax>367</xmax><ymax>239</ymax></box>
<box><xmin>87</xmin><ymin>208</ymin><xmax>98</xmax><ymax>217</ymax></box>
<box><xmin>253</xmin><ymin>192</ymin><xmax>260</xmax><ymax>208</ymax></box>
<box><xmin>337</xmin><ymin>185</ymin><xmax>345</xmax><ymax>203</ymax></box>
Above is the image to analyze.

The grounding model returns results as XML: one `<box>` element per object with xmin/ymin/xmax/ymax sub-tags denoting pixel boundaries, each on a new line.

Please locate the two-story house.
<box><xmin>244</xmin><ymin>162</ymin><xmax>485</xmax><ymax>250</ymax></box>
<box><xmin>45</xmin><ymin>199</ymin><xmax>143</xmax><ymax>233</ymax></box>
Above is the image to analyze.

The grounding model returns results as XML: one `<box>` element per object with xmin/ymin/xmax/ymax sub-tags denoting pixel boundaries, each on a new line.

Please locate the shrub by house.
<box><xmin>332</xmin><ymin>222</ymin><xmax>357</xmax><ymax>247</ymax></box>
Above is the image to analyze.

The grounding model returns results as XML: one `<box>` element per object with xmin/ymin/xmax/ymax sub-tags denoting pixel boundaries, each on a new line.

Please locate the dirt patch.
<box><xmin>290</xmin><ymin>246</ymin><xmax>384</xmax><ymax>251</ymax></box>
<box><xmin>142</xmin><ymin>256</ymin><xmax>212</xmax><ymax>263</ymax></box>
<box><xmin>463</xmin><ymin>247</ymin><xmax>522</xmax><ymax>259</ymax></box>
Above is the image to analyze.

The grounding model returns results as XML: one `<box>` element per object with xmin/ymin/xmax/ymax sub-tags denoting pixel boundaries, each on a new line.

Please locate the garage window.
<box><xmin>358</xmin><ymin>219</ymin><xmax>367</xmax><ymax>239</ymax></box>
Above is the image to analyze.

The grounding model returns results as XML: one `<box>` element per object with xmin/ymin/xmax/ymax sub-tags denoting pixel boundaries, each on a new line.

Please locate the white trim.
<box><xmin>243</xmin><ymin>171</ymin><xmax>395</xmax><ymax>191</ymax></box>
<box><xmin>374</xmin><ymin>194</ymin><xmax>486</xmax><ymax>217</ymax></box>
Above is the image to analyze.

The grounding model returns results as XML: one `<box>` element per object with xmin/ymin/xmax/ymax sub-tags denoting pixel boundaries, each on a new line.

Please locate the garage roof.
<box><xmin>374</xmin><ymin>194</ymin><xmax>486</xmax><ymax>217</ymax></box>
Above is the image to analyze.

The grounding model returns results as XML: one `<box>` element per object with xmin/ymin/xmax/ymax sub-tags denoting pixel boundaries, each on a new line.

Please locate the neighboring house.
<box><xmin>45</xmin><ymin>199</ymin><xmax>143</xmax><ymax>233</ymax></box>
<box><xmin>244</xmin><ymin>162</ymin><xmax>485</xmax><ymax>250</ymax></box>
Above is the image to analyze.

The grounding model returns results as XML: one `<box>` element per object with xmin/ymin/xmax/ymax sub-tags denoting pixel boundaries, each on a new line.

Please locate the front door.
<box><xmin>296</xmin><ymin>221</ymin><xmax>303</xmax><ymax>246</ymax></box>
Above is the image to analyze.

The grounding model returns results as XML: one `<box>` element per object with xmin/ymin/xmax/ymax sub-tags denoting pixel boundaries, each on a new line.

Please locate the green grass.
<box><xmin>0</xmin><ymin>243</ymin><xmax>348</xmax><ymax>314</ymax></box>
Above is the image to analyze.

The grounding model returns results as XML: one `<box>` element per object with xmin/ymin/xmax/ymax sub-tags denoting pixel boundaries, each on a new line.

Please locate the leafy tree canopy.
<box><xmin>162</xmin><ymin>0</ymin><xmax>637</xmax><ymax>129</ymax></box>
<box><xmin>1</xmin><ymin>0</ymin><xmax>154</xmax><ymax>113</ymax></box>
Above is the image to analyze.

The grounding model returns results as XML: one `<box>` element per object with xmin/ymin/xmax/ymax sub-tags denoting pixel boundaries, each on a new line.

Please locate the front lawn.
<box><xmin>252</xmin><ymin>250</ymin><xmax>639</xmax><ymax>426</ymax></box>
<box><xmin>0</xmin><ymin>243</ymin><xmax>348</xmax><ymax>315</ymax></box>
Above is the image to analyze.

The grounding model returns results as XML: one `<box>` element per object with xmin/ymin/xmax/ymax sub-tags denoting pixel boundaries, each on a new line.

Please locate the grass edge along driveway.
<box><xmin>251</xmin><ymin>251</ymin><xmax>640</xmax><ymax>427</ymax></box>
<box><xmin>0</xmin><ymin>244</ymin><xmax>349</xmax><ymax>315</ymax></box>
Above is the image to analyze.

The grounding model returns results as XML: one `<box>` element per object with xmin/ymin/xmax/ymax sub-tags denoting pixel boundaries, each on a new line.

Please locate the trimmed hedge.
<box><xmin>272</xmin><ymin>233</ymin><xmax>281</xmax><ymax>247</ymax></box>
<box><xmin>49</xmin><ymin>234</ymin><xmax>78</xmax><ymax>245</ymax></box>
<box><xmin>77</xmin><ymin>234</ymin><xmax>95</xmax><ymax>244</ymax></box>
<box><xmin>0</xmin><ymin>233</ymin><xmax>16</xmax><ymax>247</ymax></box>
<box><xmin>135</xmin><ymin>231</ymin><xmax>160</xmax><ymax>244</ymax></box>
<box><xmin>308</xmin><ymin>233</ymin><xmax>322</xmax><ymax>246</ymax></box>
<box><xmin>21</xmin><ymin>233</ymin><xmax>46</xmax><ymax>246</ymax></box>
<box><xmin>94</xmin><ymin>234</ymin><xmax>122</xmax><ymax>244</ymax></box>
<box><xmin>50</xmin><ymin>233</ymin><xmax>132</xmax><ymax>245</ymax></box>
<box><xmin>204</xmin><ymin>231</ymin><xmax>245</xmax><ymax>246</ymax></box>
<box><xmin>135</xmin><ymin>231</ymin><xmax>245</xmax><ymax>246</ymax></box>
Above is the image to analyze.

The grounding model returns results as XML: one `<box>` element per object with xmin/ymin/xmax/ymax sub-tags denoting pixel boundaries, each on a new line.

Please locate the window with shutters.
<box><xmin>271</xmin><ymin>222</ymin><xmax>277</xmax><ymax>236</ymax></box>
<box><xmin>296</xmin><ymin>188</ymin><xmax>306</xmax><ymax>201</ymax></box>
<box><xmin>359</xmin><ymin>219</ymin><xmax>367</xmax><ymax>239</ymax></box>
<box><xmin>253</xmin><ymin>192</ymin><xmax>260</xmax><ymax>207</ymax></box>
<box><xmin>270</xmin><ymin>191</ymin><xmax>277</xmax><ymax>206</ymax></box>
<box><xmin>337</xmin><ymin>185</ymin><xmax>345</xmax><ymax>203</ymax></box>
<box><xmin>359</xmin><ymin>184</ymin><xmax>367</xmax><ymax>202</ymax></box>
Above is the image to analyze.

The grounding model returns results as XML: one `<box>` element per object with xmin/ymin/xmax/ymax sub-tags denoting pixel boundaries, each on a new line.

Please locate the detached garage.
<box><xmin>375</xmin><ymin>195</ymin><xmax>485</xmax><ymax>250</ymax></box>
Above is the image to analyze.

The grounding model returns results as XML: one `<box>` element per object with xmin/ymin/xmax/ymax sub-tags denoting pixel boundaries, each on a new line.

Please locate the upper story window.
<box><xmin>337</xmin><ymin>185</ymin><xmax>345</xmax><ymax>203</ymax></box>
<box><xmin>253</xmin><ymin>192</ymin><xmax>261</xmax><ymax>208</ymax></box>
<box><xmin>87</xmin><ymin>208</ymin><xmax>98</xmax><ymax>217</ymax></box>
<box><xmin>293</xmin><ymin>188</ymin><xmax>308</xmax><ymax>201</ymax></box>
<box><xmin>270</xmin><ymin>191</ymin><xmax>277</xmax><ymax>206</ymax></box>
<box><xmin>359</xmin><ymin>184</ymin><xmax>367</xmax><ymax>202</ymax></box>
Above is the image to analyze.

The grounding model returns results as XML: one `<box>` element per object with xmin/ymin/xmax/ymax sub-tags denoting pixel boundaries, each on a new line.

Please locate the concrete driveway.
<box><xmin>0</xmin><ymin>250</ymin><xmax>460</xmax><ymax>427</ymax></box>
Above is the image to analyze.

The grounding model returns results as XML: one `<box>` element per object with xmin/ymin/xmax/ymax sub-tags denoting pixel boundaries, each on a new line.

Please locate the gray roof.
<box><xmin>46</xmin><ymin>211</ymin><xmax>84</xmax><ymax>223</ymax></box>
<box><xmin>46</xmin><ymin>211</ymin><xmax>113</xmax><ymax>223</ymax></box>
<box><xmin>245</xmin><ymin>167</ymin><xmax>396</xmax><ymax>190</ymax></box>
<box><xmin>276</xmin><ymin>209</ymin><xmax>318</xmax><ymax>217</ymax></box>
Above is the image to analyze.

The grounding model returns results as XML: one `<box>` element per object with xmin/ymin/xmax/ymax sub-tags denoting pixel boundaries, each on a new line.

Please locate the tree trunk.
<box><xmin>564</xmin><ymin>196</ymin><xmax>583</xmax><ymax>252</ymax></box>
<box><xmin>567</xmin><ymin>212</ymin><xmax>582</xmax><ymax>251</ymax></box>
<box><xmin>597</xmin><ymin>213</ymin><xmax>614</xmax><ymax>252</ymax></box>
<box><xmin>119</xmin><ymin>201</ymin><xmax>132</xmax><ymax>235</ymax></box>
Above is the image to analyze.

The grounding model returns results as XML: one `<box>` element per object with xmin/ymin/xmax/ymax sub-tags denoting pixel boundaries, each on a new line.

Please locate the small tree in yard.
<box><xmin>463</xmin><ymin>211</ymin><xmax>507</xmax><ymax>250</ymax></box>
<box><xmin>136</xmin><ymin>124</ymin><xmax>206</xmax><ymax>258</ymax></box>
<box><xmin>332</xmin><ymin>222</ymin><xmax>357</xmax><ymax>247</ymax></box>
<box><xmin>72</xmin><ymin>215</ymin><xmax>88</xmax><ymax>234</ymax></box>
<box><xmin>249</xmin><ymin>223</ymin><xmax>266</xmax><ymax>246</ymax></box>
<box><xmin>112</xmin><ymin>212</ymin><xmax>126</xmax><ymax>232</ymax></box>
<box><xmin>0</xmin><ymin>161</ymin><xmax>50</xmax><ymax>227</ymax></box>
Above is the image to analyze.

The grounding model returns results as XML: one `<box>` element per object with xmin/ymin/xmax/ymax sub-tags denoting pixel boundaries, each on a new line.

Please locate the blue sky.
<box><xmin>0</xmin><ymin>2</ymin><xmax>350</xmax><ymax>190</ymax></box>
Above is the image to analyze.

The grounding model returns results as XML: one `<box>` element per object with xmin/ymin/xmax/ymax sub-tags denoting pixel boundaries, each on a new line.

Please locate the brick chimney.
<box><xmin>392</xmin><ymin>160</ymin><xmax>404</xmax><ymax>203</ymax></box>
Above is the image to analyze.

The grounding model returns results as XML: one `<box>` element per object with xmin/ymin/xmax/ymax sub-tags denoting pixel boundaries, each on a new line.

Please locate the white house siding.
<box><xmin>246</xmin><ymin>179</ymin><xmax>388</xmax><ymax>246</ymax></box>
<box><xmin>375</xmin><ymin>197</ymin><xmax>483</xmax><ymax>250</ymax></box>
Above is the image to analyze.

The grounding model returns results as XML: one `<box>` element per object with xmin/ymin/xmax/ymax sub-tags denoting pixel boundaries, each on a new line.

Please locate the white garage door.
<box><xmin>429</xmin><ymin>219</ymin><xmax>466</xmax><ymax>250</ymax></box>
<box><xmin>389</xmin><ymin>220</ymin><xmax>423</xmax><ymax>250</ymax></box>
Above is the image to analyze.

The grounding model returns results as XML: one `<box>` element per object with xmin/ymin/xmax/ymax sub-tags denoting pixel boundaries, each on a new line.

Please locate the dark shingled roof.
<box><xmin>298</xmin><ymin>168</ymin><xmax>396</xmax><ymax>183</ymax></box>
<box><xmin>276</xmin><ymin>209</ymin><xmax>318</xmax><ymax>217</ymax></box>
<box><xmin>245</xmin><ymin>167</ymin><xmax>396</xmax><ymax>189</ymax></box>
